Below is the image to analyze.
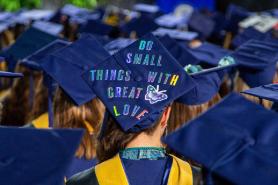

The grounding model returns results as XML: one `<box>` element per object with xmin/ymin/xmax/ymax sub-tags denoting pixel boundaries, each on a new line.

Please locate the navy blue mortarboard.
<box><xmin>0</xmin><ymin>71</ymin><xmax>23</xmax><ymax>78</ymax></box>
<box><xmin>121</xmin><ymin>15</ymin><xmax>159</xmax><ymax>37</ymax></box>
<box><xmin>232</xmin><ymin>27</ymin><xmax>269</xmax><ymax>48</ymax></box>
<box><xmin>32</xmin><ymin>21</ymin><xmax>63</xmax><ymax>36</ymax></box>
<box><xmin>186</xmin><ymin>42</ymin><xmax>232</xmax><ymax>66</ymax></box>
<box><xmin>133</xmin><ymin>4</ymin><xmax>160</xmax><ymax>16</ymax></box>
<box><xmin>1</xmin><ymin>27</ymin><xmax>58</xmax><ymax>71</ymax></box>
<box><xmin>0</xmin><ymin>127</ymin><xmax>83</xmax><ymax>185</ymax></box>
<box><xmin>188</xmin><ymin>11</ymin><xmax>215</xmax><ymax>39</ymax></box>
<box><xmin>241</xmin><ymin>83</ymin><xmax>278</xmax><ymax>103</ymax></box>
<box><xmin>79</xmin><ymin>19</ymin><xmax>115</xmax><ymax>36</ymax></box>
<box><xmin>164</xmin><ymin>93</ymin><xmax>278</xmax><ymax>185</ymax></box>
<box><xmin>83</xmin><ymin>33</ymin><xmax>196</xmax><ymax>132</ymax></box>
<box><xmin>225</xmin><ymin>4</ymin><xmax>251</xmax><ymax>33</ymax></box>
<box><xmin>19</xmin><ymin>39</ymin><xmax>70</xmax><ymax>127</ymax></box>
<box><xmin>231</xmin><ymin>39</ymin><xmax>278</xmax><ymax>87</ymax></box>
<box><xmin>177</xmin><ymin>56</ymin><xmax>237</xmax><ymax>105</ymax></box>
<box><xmin>60</xmin><ymin>4</ymin><xmax>89</xmax><ymax>17</ymax></box>
<box><xmin>41</xmin><ymin>34</ymin><xmax>110</xmax><ymax>106</ymax></box>
<box><xmin>160</xmin><ymin>35</ymin><xmax>235</xmax><ymax>105</ymax></box>
<box><xmin>18</xmin><ymin>9</ymin><xmax>55</xmax><ymax>21</ymax></box>
<box><xmin>20</xmin><ymin>39</ymin><xmax>70</xmax><ymax>71</ymax></box>
<box><xmin>104</xmin><ymin>38</ymin><xmax>135</xmax><ymax>55</ymax></box>
<box><xmin>153</xmin><ymin>28</ymin><xmax>198</xmax><ymax>41</ymax></box>
<box><xmin>159</xmin><ymin>35</ymin><xmax>199</xmax><ymax>67</ymax></box>
<box><xmin>155</xmin><ymin>14</ymin><xmax>188</xmax><ymax>28</ymax></box>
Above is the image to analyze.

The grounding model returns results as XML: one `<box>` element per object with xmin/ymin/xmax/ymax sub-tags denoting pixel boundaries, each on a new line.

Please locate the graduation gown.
<box><xmin>66</xmin><ymin>154</ymin><xmax>193</xmax><ymax>185</ymax></box>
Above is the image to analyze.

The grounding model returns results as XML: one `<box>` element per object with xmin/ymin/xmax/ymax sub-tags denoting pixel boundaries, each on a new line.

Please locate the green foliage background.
<box><xmin>0</xmin><ymin>0</ymin><xmax>98</xmax><ymax>11</ymax></box>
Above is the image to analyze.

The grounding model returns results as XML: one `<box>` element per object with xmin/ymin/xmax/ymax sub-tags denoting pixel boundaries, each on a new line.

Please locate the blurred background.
<box><xmin>1</xmin><ymin>0</ymin><xmax>278</xmax><ymax>12</ymax></box>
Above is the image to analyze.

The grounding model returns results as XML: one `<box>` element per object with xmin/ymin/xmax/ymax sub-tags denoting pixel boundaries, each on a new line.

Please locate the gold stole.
<box><xmin>95</xmin><ymin>154</ymin><xmax>193</xmax><ymax>185</ymax></box>
<box><xmin>32</xmin><ymin>113</ymin><xmax>49</xmax><ymax>129</ymax></box>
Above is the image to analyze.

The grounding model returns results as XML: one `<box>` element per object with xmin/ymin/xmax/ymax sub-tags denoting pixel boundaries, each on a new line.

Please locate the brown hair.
<box><xmin>27</xmin><ymin>75</ymin><xmax>48</xmax><ymax>122</ymax></box>
<box><xmin>54</xmin><ymin>87</ymin><xmax>105</xmax><ymax>160</ymax></box>
<box><xmin>234</xmin><ymin>76</ymin><xmax>273</xmax><ymax>109</ymax></box>
<box><xmin>96</xmin><ymin>113</ymin><xmax>163</xmax><ymax>163</ymax></box>
<box><xmin>1</xmin><ymin>65</ymin><xmax>44</xmax><ymax>126</ymax></box>
<box><xmin>168</xmin><ymin>94</ymin><xmax>222</xmax><ymax>132</ymax></box>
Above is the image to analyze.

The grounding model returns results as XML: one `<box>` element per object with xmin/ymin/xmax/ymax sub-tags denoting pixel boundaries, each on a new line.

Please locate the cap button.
<box><xmin>135</xmin><ymin>76</ymin><xmax>142</xmax><ymax>82</ymax></box>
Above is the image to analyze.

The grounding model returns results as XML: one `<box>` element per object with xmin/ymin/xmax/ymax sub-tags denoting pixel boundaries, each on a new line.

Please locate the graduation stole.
<box><xmin>32</xmin><ymin>112</ymin><xmax>49</xmax><ymax>129</ymax></box>
<box><xmin>95</xmin><ymin>154</ymin><xmax>193</xmax><ymax>185</ymax></box>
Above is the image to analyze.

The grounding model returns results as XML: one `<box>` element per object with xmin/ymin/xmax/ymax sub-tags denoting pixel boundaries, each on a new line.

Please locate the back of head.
<box><xmin>54</xmin><ymin>87</ymin><xmax>105</xmax><ymax>160</ymax></box>
<box><xmin>1</xmin><ymin>65</ymin><xmax>43</xmax><ymax>126</ymax></box>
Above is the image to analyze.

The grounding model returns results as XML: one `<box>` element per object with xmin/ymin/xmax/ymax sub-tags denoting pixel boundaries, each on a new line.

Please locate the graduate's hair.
<box><xmin>168</xmin><ymin>94</ymin><xmax>221</xmax><ymax>132</ymax></box>
<box><xmin>1</xmin><ymin>65</ymin><xmax>44</xmax><ymax>126</ymax></box>
<box><xmin>234</xmin><ymin>76</ymin><xmax>273</xmax><ymax>109</ymax></box>
<box><xmin>27</xmin><ymin>76</ymin><xmax>48</xmax><ymax>121</ymax></box>
<box><xmin>96</xmin><ymin>113</ymin><xmax>163</xmax><ymax>163</ymax></box>
<box><xmin>54</xmin><ymin>87</ymin><xmax>105</xmax><ymax>160</ymax></box>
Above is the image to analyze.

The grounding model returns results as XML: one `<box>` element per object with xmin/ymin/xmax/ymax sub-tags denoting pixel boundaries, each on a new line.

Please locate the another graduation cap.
<box><xmin>0</xmin><ymin>127</ymin><xmax>83</xmax><ymax>185</ymax></box>
<box><xmin>0</xmin><ymin>27</ymin><xmax>58</xmax><ymax>72</ymax></box>
<box><xmin>83</xmin><ymin>33</ymin><xmax>196</xmax><ymax>132</ymax></box>
<box><xmin>19</xmin><ymin>39</ymin><xmax>70</xmax><ymax>127</ymax></box>
<box><xmin>153</xmin><ymin>28</ymin><xmax>198</xmax><ymax>41</ymax></box>
<box><xmin>186</xmin><ymin>42</ymin><xmax>232</xmax><ymax>67</ymax></box>
<box><xmin>164</xmin><ymin>93</ymin><xmax>278</xmax><ymax>185</ymax></box>
<box><xmin>0</xmin><ymin>71</ymin><xmax>23</xmax><ymax>78</ymax></box>
<box><xmin>159</xmin><ymin>35</ymin><xmax>199</xmax><ymax>67</ymax></box>
<box><xmin>121</xmin><ymin>15</ymin><xmax>159</xmax><ymax>37</ymax></box>
<box><xmin>241</xmin><ymin>83</ymin><xmax>278</xmax><ymax>103</ymax></box>
<box><xmin>32</xmin><ymin>21</ymin><xmax>63</xmax><ymax>36</ymax></box>
<box><xmin>225</xmin><ymin>4</ymin><xmax>251</xmax><ymax>33</ymax></box>
<box><xmin>79</xmin><ymin>19</ymin><xmax>115</xmax><ymax>36</ymax></box>
<box><xmin>231</xmin><ymin>39</ymin><xmax>278</xmax><ymax>87</ymax></box>
<box><xmin>60</xmin><ymin>4</ymin><xmax>89</xmax><ymax>18</ymax></box>
<box><xmin>177</xmin><ymin>56</ymin><xmax>237</xmax><ymax>105</ymax></box>
<box><xmin>133</xmin><ymin>3</ymin><xmax>161</xmax><ymax>18</ymax></box>
<box><xmin>160</xmin><ymin>35</ymin><xmax>235</xmax><ymax>105</ymax></box>
<box><xmin>104</xmin><ymin>38</ymin><xmax>135</xmax><ymax>55</ymax></box>
<box><xmin>232</xmin><ymin>27</ymin><xmax>269</xmax><ymax>48</ymax></box>
<box><xmin>188</xmin><ymin>11</ymin><xmax>215</xmax><ymax>39</ymax></box>
<box><xmin>40</xmin><ymin>34</ymin><xmax>110</xmax><ymax>106</ymax></box>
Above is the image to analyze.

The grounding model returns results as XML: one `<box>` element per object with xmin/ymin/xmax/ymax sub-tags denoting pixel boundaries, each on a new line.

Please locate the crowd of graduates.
<box><xmin>0</xmin><ymin>2</ymin><xmax>277</xmax><ymax>185</ymax></box>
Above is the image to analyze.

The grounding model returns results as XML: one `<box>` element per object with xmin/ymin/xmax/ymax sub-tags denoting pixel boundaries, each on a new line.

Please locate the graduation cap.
<box><xmin>231</xmin><ymin>39</ymin><xmax>278</xmax><ymax>87</ymax></box>
<box><xmin>121</xmin><ymin>15</ymin><xmax>159</xmax><ymax>37</ymax></box>
<box><xmin>133</xmin><ymin>3</ymin><xmax>159</xmax><ymax>15</ymax></box>
<box><xmin>104</xmin><ymin>38</ymin><xmax>135</xmax><ymax>55</ymax></box>
<box><xmin>177</xmin><ymin>56</ymin><xmax>237</xmax><ymax>105</ymax></box>
<box><xmin>60</xmin><ymin>4</ymin><xmax>89</xmax><ymax>17</ymax></box>
<box><xmin>79</xmin><ymin>19</ymin><xmax>115</xmax><ymax>36</ymax></box>
<box><xmin>155</xmin><ymin>14</ymin><xmax>188</xmax><ymax>28</ymax></box>
<box><xmin>159</xmin><ymin>35</ymin><xmax>199</xmax><ymax>67</ymax></box>
<box><xmin>40</xmin><ymin>34</ymin><xmax>110</xmax><ymax>106</ymax></box>
<box><xmin>83</xmin><ymin>33</ymin><xmax>196</xmax><ymax>132</ymax></box>
<box><xmin>0</xmin><ymin>127</ymin><xmax>83</xmax><ymax>185</ymax></box>
<box><xmin>188</xmin><ymin>11</ymin><xmax>215</xmax><ymax>39</ymax></box>
<box><xmin>19</xmin><ymin>39</ymin><xmax>70</xmax><ymax>127</ymax></box>
<box><xmin>32</xmin><ymin>21</ymin><xmax>63</xmax><ymax>36</ymax></box>
<box><xmin>232</xmin><ymin>27</ymin><xmax>268</xmax><ymax>48</ymax></box>
<box><xmin>21</xmin><ymin>39</ymin><xmax>70</xmax><ymax>71</ymax></box>
<box><xmin>241</xmin><ymin>83</ymin><xmax>278</xmax><ymax>103</ymax></box>
<box><xmin>225</xmin><ymin>4</ymin><xmax>251</xmax><ymax>33</ymax></box>
<box><xmin>0</xmin><ymin>27</ymin><xmax>58</xmax><ymax>72</ymax></box>
<box><xmin>186</xmin><ymin>42</ymin><xmax>232</xmax><ymax>67</ymax></box>
<box><xmin>18</xmin><ymin>9</ymin><xmax>55</xmax><ymax>21</ymax></box>
<box><xmin>0</xmin><ymin>71</ymin><xmax>23</xmax><ymax>78</ymax></box>
<box><xmin>164</xmin><ymin>93</ymin><xmax>278</xmax><ymax>185</ymax></box>
<box><xmin>153</xmin><ymin>28</ymin><xmax>198</xmax><ymax>41</ymax></box>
